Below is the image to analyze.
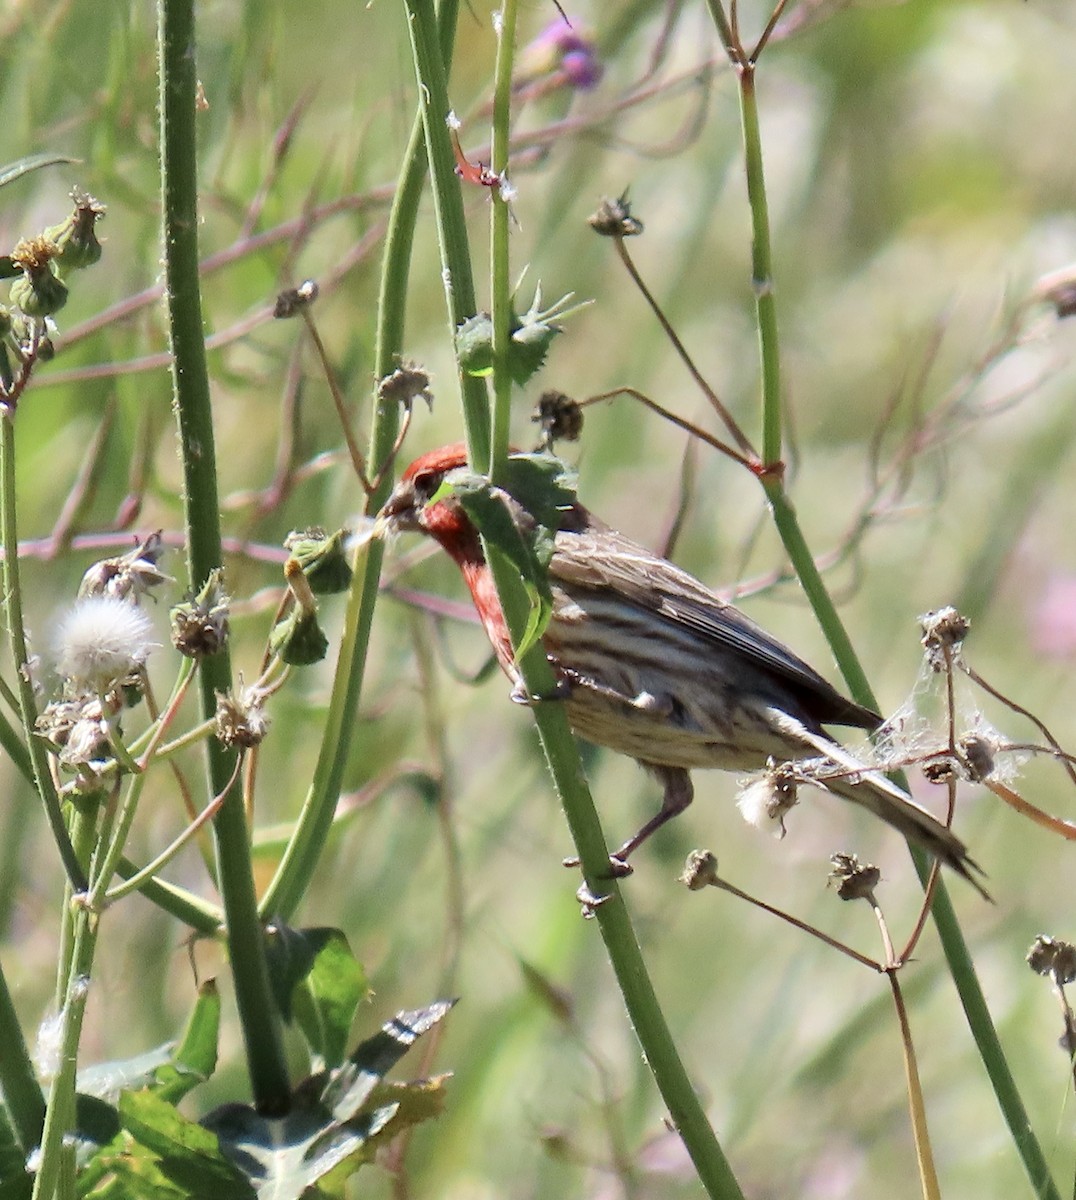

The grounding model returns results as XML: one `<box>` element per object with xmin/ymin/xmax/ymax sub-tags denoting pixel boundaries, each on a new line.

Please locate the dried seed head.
<box><xmin>37</xmin><ymin>694</ymin><xmax>111</xmax><ymax>765</ymax></box>
<box><xmin>919</xmin><ymin>606</ymin><xmax>970</xmax><ymax>671</ymax></box>
<box><xmin>171</xmin><ymin>571</ymin><xmax>229</xmax><ymax>659</ymax></box>
<box><xmin>377</xmin><ymin>361</ymin><xmax>434</xmax><ymax>411</ymax></box>
<box><xmin>679</xmin><ymin>849</ymin><xmax>720</xmax><ymax>891</ymax></box>
<box><xmin>957</xmin><ymin>732</ymin><xmax>996</xmax><ymax>783</ymax></box>
<box><xmin>588</xmin><ymin>193</ymin><xmax>644</xmax><ymax>238</ymax></box>
<box><xmin>532</xmin><ymin>390</ymin><xmax>583</xmax><ymax>448</ymax></box>
<box><xmin>79</xmin><ymin>532</ymin><xmax>170</xmax><ymax>602</ymax></box>
<box><xmin>828</xmin><ymin>852</ymin><xmax>881</xmax><ymax>901</ymax></box>
<box><xmin>215</xmin><ymin>686</ymin><xmax>271</xmax><ymax>750</ymax></box>
<box><xmin>273</xmin><ymin>279</ymin><xmax>319</xmax><ymax>318</ymax></box>
<box><xmin>1026</xmin><ymin>935</ymin><xmax>1076</xmax><ymax>985</ymax></box>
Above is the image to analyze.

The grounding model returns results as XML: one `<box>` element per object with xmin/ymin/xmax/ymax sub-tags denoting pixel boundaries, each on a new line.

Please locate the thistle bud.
<box><xmin>283</xmin><ymin>527</ymin><xmax>352</xmax><ymax>595</ymax></box>
<box><xmin>44</xmin><ymin>189</ymin><xmax>106</xmax><ymax>274</ymax></box>
<box><xmin>268</xmin><ymin>607</ymin><xmax>328</xmax><ymax>666</ymax></box>
<box><xmin>9</xmin><ymin>235</ymin><xmax>68</xmax><ymax>318</ymax></box>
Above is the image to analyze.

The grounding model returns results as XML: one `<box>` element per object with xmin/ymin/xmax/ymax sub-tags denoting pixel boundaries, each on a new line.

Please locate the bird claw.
<box><xmin>575</xmin><ymin>882</ymin><xmax>612</xmax><ymax>917</ymax></box>
<box><xmin>562</xmin><ymin>853</ymin><xmax>634</xmax><ymax>880</ymax></box>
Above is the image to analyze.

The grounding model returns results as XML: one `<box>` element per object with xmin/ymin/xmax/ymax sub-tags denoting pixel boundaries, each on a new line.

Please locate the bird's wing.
<box><xmin>549</xmin><ymin>523</ymin><xmax>880</xmax><ymax>730</ymax></box>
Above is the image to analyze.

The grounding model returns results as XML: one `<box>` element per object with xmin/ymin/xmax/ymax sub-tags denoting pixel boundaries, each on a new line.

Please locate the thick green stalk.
<box><xmin>405</xmin><ymin>2</ymin><xmax>744</xmax><ymax>1191</ymax></box>
<box><xmin>488</xmin><ymin>0</ymin><xmax>517</xmax><ymax>481</ymax></box>
<box><xmin>258</xmin><ymin>0</ymin><xmax>463</xmax><ymax>922</ymax></box>
<box><xmin>706</xmin><ymin>5</ymin><xmax>1061</xmax><ymax>1194</ymax></box>
<box><xmin>403</xmin><ymin>0</ymin><xmax>491</xmax><ymax>465</ymax></box>
<box><xmin>157</xmin><ymin>0</ymin><xmax>288</xmax><ymax>1113</ymax></box>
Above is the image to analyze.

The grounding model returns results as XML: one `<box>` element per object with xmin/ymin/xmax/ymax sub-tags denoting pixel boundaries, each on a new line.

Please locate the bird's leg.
<box><xmin>564</xmin><ymin>766</ymin><xmax>695</xmax><ymax>877</ymax></box>
<box><xmin>610</xmin><ymin>765</ymin><xmax>695</xmax><ymax>865</ymax></box>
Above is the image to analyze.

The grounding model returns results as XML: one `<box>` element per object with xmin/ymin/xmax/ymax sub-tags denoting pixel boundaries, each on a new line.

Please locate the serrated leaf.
<box><xmin>0</xmin><ymin>153</ymin><xmax>78</xmax><ymax>191</ymax></box>
<box><xmin>454</xmin><ymin>312</ymin><xmax>494</xmax><ymax>377</ymax></box>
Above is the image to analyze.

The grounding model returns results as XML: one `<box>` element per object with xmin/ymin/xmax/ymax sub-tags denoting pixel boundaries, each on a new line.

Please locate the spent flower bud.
<box><xmin>679</xmin><ymin>849</ymin><xmax>720</xmax><ymax>891</ymax></box>
<box><xmin>828</xmin><ymin>853</ymin><xmax>881</xmax><ymax>901</ymax></box>
<box><xmin>79</xmin><ymin>532</ymin><xmax>170</xmax><ymax>602</ymax></box>
<box><xmin>919</xmin><ymin>606</ymin><xmax>970</xmax><ymax>671</ymax></box>
<box><xmin>284</xmin><ymin>527</ymin><xmax>353</xmax><ymax>595</ymax></box>
<box><xmin>1027</xmin><ymin>935</ymin><xmax>1076</xmax><ymax>985</ymax></box>
<box><xmin>377</xmin><ymin>361</ymin><xmax>433</xmax><ymax>411</ymax></box>
<box><xmin>533</xmin><ymin>390</ymin><xmax>583</xmax><ymax>448</ymax></box>
<box><xmin>9</xmin><ymin>236</ymin><xmax>68</xmax><ymax>318</ymax></box>
<box><xmin>171</xmin><ymin>571</ymin><xmax>229</xmax><ymax>659</ymax></box>
<box><xmin>44</xmin><ymin>189</ymin><xmax>106</xmax><ymax>274</ymax></box>
<box><xmin>215</xmin><ymin>686</ymin><xmax>271</xmax><ymax>749</ymax></box>
<box><xmin>588</xmin><ymin>193</ymin><xmax>644</xmax><ymax>238</ymax></box>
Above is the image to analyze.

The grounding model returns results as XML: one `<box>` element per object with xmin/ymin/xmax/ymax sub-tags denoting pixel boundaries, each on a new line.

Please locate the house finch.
<box><xmin>381</xmin><ymin>443</ymin><xmax>980</xmax><ymax>889</ymax></box>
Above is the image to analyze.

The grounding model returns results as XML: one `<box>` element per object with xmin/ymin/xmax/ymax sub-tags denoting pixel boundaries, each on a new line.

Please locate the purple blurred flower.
<box><xmin>523</xmin><ymin>20</ymin><xmax>603</xmax><ymax>91</ymax></box>
<box><xmin>1030</xmin><ymin>573</ymin><xmax>1076</xmax><ymax>658</ymax></box>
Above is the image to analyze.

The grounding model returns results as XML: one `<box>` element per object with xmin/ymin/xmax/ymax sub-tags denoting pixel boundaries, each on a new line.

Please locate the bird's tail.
<box><xmin>770</xmin><ymin>710</ymin><xmax>988</xmax><ymax>899</ymax></box>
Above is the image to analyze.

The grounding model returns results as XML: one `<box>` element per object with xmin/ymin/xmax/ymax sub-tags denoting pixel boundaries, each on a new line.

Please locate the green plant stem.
<box><xmin>258</xmin><ymin>0</ymin><xmax>465</xmax><ymax>923</ymax></box>
<box><xmin>0</xmin><ymin>415</ymin><xmax>86</xmax><ymax>891</ymax></box>
<box><xmin>738</xmin><ymin>65</ymin><xmax>782</xmax><ymax>467</ymax></box>
<box><xmin>31</xmin><ymin>908</ymin><xmax>98</xmax><ymax>1200</ymax></box>
<box><xmin>708</xmin><ymin>5</ymin><xmax>1062</xmax><ymax>1194</ymax></box>
<box><xmin>405</xmin><ymin>1</ymin><xmax>743</xmax><ymax>1190</ymax></box>
<box><xmin>0</xmin><ymin>954</ymin><xmax>45</xmax><ymax>1154</ymax></box>
<box><xmin>489</xmin><ymin>558</ymin><xmax>745</xmax><ymax>1200</ymax></box>
<box><xmin>157</xmin><ymin>0</ymin><xmax>288</xmax><ymax>1114</ymax></box>
<box><xmin>488</xmin><ymin>0</ymin><xmax>517</xmax><ymax>482</ymax></box>
<box><xmin>403</xmin><ymin>0</ymin><xmax>491</xmax><ymax>465</ymax></box>
<box><xmin>114</xmin><ymin>857</ymin><xmax>223</xmax><ymax>933</ymax></box>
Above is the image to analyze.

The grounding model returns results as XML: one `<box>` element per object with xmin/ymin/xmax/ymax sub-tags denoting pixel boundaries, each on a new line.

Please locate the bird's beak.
<box><xmin>373</xmin><ymin>480</ymin><xmax>420</xmax><ymax>538</ymax></box>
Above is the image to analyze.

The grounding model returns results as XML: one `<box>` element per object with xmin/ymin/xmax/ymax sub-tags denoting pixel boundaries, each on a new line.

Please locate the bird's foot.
<box><xmin>509</xmin><ymin>677</ymin><xmax>572</xmax><ymax>705</ymax></box>
<box><xmin>562</xmin><ymin>852</ymin><xmax>634</xmax><ymax>879</ymax></box>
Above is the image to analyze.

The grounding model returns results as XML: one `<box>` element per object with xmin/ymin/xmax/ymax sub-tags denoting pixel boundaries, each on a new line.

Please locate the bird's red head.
<box><xmin>380</xmin><ymin>443</ymin><xmax>482</xmax><ymax>562</ymax></box>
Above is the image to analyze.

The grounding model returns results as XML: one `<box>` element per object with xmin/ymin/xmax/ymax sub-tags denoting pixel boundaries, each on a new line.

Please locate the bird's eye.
<box><xmin>410</xmin><ymin>468</ymin><xmax>440</xmax><ymax>503</ymax></box>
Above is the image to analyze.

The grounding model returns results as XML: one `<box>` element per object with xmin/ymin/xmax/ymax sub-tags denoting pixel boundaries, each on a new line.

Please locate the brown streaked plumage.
<box><xmin>382</xmin><ymin>443</ymin><xmax>981</xmax><ymax>890</ymax></box>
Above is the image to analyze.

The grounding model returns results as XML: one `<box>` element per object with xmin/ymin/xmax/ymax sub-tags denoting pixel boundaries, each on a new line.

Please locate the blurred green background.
<box><xmin>1</xmin><ymin>0</ymin><xmax>1075</xmax><ymax>1196</ymax></box>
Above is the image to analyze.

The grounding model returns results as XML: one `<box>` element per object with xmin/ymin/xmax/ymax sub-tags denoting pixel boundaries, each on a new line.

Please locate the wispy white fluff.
<box><xmin>736</xmin><ymin>770</ymin><xmax>797</xmax><ymax>837</ymax></box>
<box><xmin>34</xmin><ymin>1009</ymin><xmax>64</xmax><ymax>1082</ymax></box>
<box><xmin>53</xmin><ymin>595</ymin><xmax>156</xmax><ymax>689</ymax></box>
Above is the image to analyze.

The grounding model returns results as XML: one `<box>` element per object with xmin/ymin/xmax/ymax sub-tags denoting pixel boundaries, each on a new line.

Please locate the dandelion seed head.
<box><xmin>54</xmin><ymin>595</ymin><xmax>156</xmax><ymax>690</ymax></box>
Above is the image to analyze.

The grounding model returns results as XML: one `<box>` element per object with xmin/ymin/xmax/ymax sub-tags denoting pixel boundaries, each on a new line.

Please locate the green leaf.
<box><xmin>0</xmin><ymin>153</ymin><xmax>78</xmax><ymax>191</ymax></box>
<box><xmin>444</xmin><ymin>455</ymin><xmax>576</xmax><ymax>662</ymax></box>
<box><xmin>119</xmin><ymin>1092</ymin><xmax>254</xmax><ymax>1200</ymax></box>
<box><xmin>291</xmin><ymin>932</ymin><xmax>370</xmax><ymax>1071</ymax></box>
<box><xmin>196</xmin><ymin>1002</ymin><xmax>454</xmax><ymax>1200</ymax></box>
<box><xmin>265</xmin><ymin>925</ymin><xmax>369</xmax><ymax>1069</ymax></box>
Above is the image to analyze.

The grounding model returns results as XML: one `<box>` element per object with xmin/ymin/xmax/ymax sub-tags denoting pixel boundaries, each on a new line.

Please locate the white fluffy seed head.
<box><xmin>736</xmin><ymin>767</ymin><xmax>798</xmax><ymax>838</ymax></box>
<box><xmin>53</xmin><ymin>595</ymin><xmax>157</xmax><ymax>690</ymax></box>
